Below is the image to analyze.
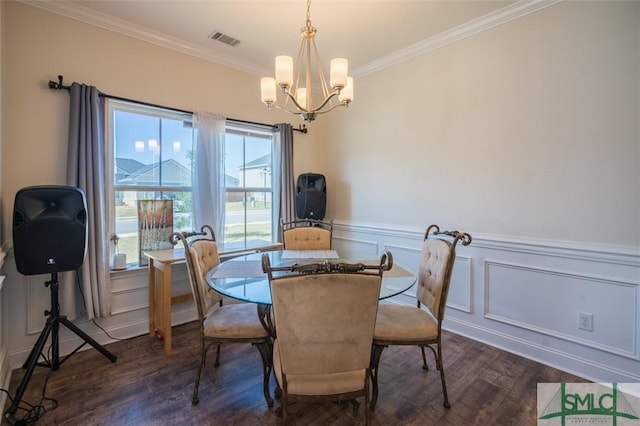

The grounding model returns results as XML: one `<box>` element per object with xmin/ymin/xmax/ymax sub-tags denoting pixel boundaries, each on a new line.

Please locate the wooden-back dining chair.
<box><xmin>262</xmin><ymin>250</ymin><xmax>393</xmax><ymax>425</ymax></box>
<box><xmin>170</xmin><ymin>225</ymin><xmax>273</xmax><ymax>407</ymax></box>
<box><xmin>370</xmin><ymin>224</ymin><xmax>472</xmax><ymax>410</ymax></box>
<box><xmin>280</xmin><ymin>218</ymin><xmax>333</xmax><ymax>250</ymax></box>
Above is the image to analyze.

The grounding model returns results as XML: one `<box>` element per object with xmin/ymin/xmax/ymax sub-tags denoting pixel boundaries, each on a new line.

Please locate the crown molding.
<box><xmin>352</xmin><ymin>0</ymin><xmax>562</xmax><ymax>78</ymax></box>
<box><xmin>18</xmin><ymin>0</ymin><xmax>271</xmax><ymax>77</ymax></box>
<box><xmin>20</xmin><ymin>0</ymin><xmax>560</xmax><ymax>79</ymax></box>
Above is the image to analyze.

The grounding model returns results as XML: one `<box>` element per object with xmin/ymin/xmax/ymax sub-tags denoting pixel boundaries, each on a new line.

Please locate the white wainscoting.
<box><xmin>3</xmin><ymin>222</ymin><xmax>639</xmax><ymax>384</ymax></box>
<box><xmin>0</xmin><ymin>246</ymin><xmax>9</xmax><ymax>413</ymax></box>
<box><xmin>484</xmin><ymin>260</ymin><xmax>637</xmax><ymax>359</ymax></box>
<box><xmin>332</xmin><ymin>221</ymin><xmax>640</xmax><ymax>383</ymax></box>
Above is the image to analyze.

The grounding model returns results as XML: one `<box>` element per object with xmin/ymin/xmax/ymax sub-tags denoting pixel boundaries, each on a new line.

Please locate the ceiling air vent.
<box><xmin>208</xmin><ymin>30</ymin><xmax>241</xmax><ymax>47</ymax></box>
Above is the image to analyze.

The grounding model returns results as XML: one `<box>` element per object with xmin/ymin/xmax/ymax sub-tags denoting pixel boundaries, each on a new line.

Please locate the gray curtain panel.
<box><xmin>276</xmin><ymin>123</ymin><xmax>295</xmax><ymax>242</ymax></box>
<box><xmin>66</xmin><ymin>83</ymin><xmax>111</xmax><ymax>319</ymax></box>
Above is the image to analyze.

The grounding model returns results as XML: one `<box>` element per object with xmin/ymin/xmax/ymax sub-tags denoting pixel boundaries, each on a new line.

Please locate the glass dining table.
<box><xmin>205</xmin><ymin>249</ymin><xmax>416</xmax><ymax>406</ymax></box>
<box><xmin>205</xmin><ymin>249</ymin><xmax>417</xmax><ymax>306</ymax></box>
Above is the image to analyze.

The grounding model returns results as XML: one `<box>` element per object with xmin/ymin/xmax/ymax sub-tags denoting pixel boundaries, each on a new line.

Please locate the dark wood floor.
<box><xmin>2</xmin><ymin>321</ymin><xmax>587</xmax><ymax>426</ymax></box>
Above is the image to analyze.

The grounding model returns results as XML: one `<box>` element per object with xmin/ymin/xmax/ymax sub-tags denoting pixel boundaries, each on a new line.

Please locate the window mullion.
<box><xmin>114</xmin><ymin>185</ymin><xmax>191</xmax><ymax>193</ymax></box>
<box><xmin>227</xmin><ymin>187</ymin><xmax>272</xmax><ymax>193</ymax></box>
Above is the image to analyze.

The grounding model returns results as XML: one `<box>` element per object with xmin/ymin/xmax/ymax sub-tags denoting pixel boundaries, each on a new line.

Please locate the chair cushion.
<box><xmin>283</xmin><ymin>227</ymin><xmax>331</xmax><ymax>250</ymax></box>
<box><xmin>416</xmin><ymin>239</ymin><xmax>452</xmax><ymax>319</ymax></box>
<box><xmin>373</xmin><ymin>302</ymin><xmax>438</xmax><ymax>343</ymax></box>
<box><xmin>190</xmin><ymin>241</ymin><xmax>223</xmax><ymax>312</ymax></box>
<box><xmin>203</xmin><ymin>303</ymin><xmax>268</xmax><ymax>339</ymax></box>
<box><xmin>273</xmin><ymin>341</ymin><xmax>366</xmax><ymax>395</ymax></box>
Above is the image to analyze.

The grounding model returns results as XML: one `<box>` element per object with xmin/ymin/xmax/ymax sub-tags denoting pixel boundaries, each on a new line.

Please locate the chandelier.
<box><xmin>260</xmin><ymin>0</ymin><xmax>353</xmax><ymax>122</ymax></box>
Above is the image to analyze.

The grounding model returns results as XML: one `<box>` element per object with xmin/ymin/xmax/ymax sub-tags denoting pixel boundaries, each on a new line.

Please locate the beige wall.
<box><xmin>0</xmin><ymin>1</ymin><xmax>321</xmax><ymax>240</ymax></box>
<box><xmin>324</xmin><ymin>0</ymin><xmax>639</xmax><ymax>247</ymax></box>
<box><xmin>6</xmin><ymin>1</ymin><xmax>636</xmax><ymax>248</ymax></box>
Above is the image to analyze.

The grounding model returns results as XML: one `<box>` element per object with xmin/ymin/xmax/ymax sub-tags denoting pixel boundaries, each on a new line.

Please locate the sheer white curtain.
<box><xmin>192</xmin><ymin>112</ymin><xmax>226</xmax><ymax>241</ymax></box>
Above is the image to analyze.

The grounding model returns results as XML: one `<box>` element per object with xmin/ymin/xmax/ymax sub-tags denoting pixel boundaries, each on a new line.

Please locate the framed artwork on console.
<box><xmin>138</xmin><ymin>199</ymin><xmax>173</xmax><ymax>266</ymax></box>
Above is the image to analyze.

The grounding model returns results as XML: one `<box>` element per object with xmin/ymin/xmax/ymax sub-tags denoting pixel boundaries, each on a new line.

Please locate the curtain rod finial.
<box><xmin>48</xmin><ymin>75</ymin><xmax>65</xmax><ymax>90</ymax></box>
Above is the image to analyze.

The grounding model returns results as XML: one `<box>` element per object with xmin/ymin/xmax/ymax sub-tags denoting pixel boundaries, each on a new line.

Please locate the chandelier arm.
<box><xmin>281</xmin><ymin>86</ymin><xmax>309</xmax><ymax>113</ymax></box>
<box><xmin>270</xmin><ymin>90</ymin><xmax>345</xmax><ymax>119</ymax></box>
<box><xmin>313</xmin><ymin>101</ymin><xmax>348</xmax><ymax>115</ymax></box>
<box><xmin>269</xmin><ymin>103</ymin><xmax>304</xmax><ymax>116</ymax></box>
<box><xmin>310</xmin><ymin>90</ymin><xmax>341</xmax><ymax>114</ymax></box>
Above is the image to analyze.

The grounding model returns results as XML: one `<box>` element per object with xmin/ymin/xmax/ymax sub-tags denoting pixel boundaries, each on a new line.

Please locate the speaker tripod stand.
<box><xmin>4</xmin><ymin>272</ymin><xmax>117</xmax><ymax>425</ymax></box>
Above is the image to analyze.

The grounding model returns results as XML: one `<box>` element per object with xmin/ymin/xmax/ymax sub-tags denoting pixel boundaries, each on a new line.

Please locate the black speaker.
<box><xmin>296</xmin><ymin>173</ymin><xmax>326</xmax><ymax>220</ymax></box>
<box><xmin>13</xmin><ymin>185</ymin><xmax>87</xmax><ymax>276</ymax></box>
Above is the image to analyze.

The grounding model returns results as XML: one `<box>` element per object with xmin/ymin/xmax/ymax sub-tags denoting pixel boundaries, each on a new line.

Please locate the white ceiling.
<box><xmin>25</xmin><ymin>0</ymin><xmax>555</xmax><ymax>78</ymax></box>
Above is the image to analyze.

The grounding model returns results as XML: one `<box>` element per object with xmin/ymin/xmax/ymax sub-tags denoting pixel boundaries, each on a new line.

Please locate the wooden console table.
<box><xmin>144</xmin><ymin>241</ymin><xmax>283</xmax><ymax>355</ymax></box>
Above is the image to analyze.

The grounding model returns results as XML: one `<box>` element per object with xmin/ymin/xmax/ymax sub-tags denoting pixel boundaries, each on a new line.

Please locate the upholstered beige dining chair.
<box><xmin>262</xmin><ymin>251</ymin><xmax>393</xmax><ymax>425</ymax></box>
<box><xmin>280</xmin><ymin>218</ymin><xmax>333</xmax><ymax>250</ymax></box>
<box><xmin>371</xmin><ymin>224</ymin><xmax>472</xmax><ymax>410</ymax></box>
<box><xmin>170</xmin><ymin>225</ymin><xmax>272</xmax><ymax>407</ymax></box>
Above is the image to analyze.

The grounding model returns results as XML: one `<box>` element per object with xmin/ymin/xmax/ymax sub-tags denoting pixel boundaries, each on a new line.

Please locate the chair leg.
<box><xmin>281</xmin><ymin>379</ymin><xmax>288</xmax><ymax>424</ymax></box>
<box><xmin>422</xmin><ymin>343</ymin><xmax>450</xmax><ymax>408</ymax></box>
<box><xmin>436</xmin><ymin>343</ymin><xmax>450</xmax><ymax>409</ymax></box>
<box><xmin>213</xmin><ymin>344</ymin><xmax>222</xmax><ymax>367</ymax></box>
<box><xmin>364</xmin><ymin>374</ymin><xmax>371</xmax><ymax>426</ymax></box>
<box><xmin>192</xmin><ymin>339</ymin><xmax>207</xmax><ymax>405</ymax></box>
<box><xmin>420</xmin><ymin>346</ymin><xmax>429</xmax><ymax>371</ymax></box>
<box><xmin>369</xmin><ymin>344</ymin><xmax>386</xmax><ymax>411</ymax></box>
<box><xmin>253</xmin><ymin>341</ymin><xmax>274</xmax><ymax>407</ymax></box>
<box><xmin>274</xmin><ymin>384</ymin><xmax>282</xmax><ymax>400</ymax></box>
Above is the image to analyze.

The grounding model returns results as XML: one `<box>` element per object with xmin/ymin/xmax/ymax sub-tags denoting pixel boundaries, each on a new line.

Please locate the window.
<box><xmin>107</xmin><ymin>100</ymin><xmax>194</xmax><ymax>266</ymax></box>
<box><xmin>107</xmin><ymin>100</ymin><xmax>278</xmax><ymax>267</ymax></box>
<box><xmin>223</xmin><ymin>124</ymin><xmax>276</xmax><ymax>250</ymax></box>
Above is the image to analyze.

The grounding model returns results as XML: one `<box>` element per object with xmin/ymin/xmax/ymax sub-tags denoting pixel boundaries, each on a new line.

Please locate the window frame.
<box><xmin>106</xmin><ymin>99</ymin><xmax>195</xmax><ymax>268</ymax></box>
<box><xmin>105</xmin><ymin>100</ymin><xmax>280</xmax><ymax>268</ymax></box>
<box><xmin>223</xmin><ymin>123</ymin><xmax>278</xmax><ymax>248</ymax></box>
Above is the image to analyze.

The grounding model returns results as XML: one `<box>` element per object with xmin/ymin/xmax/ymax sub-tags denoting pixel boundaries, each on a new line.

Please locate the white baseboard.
<box><xmin>444</xmin><ymin>317</ymin><xmax>640</xmax><ymax>383</ymax></box>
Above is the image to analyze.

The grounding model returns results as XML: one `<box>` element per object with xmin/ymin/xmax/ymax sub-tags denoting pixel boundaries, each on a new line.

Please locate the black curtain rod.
<box><xmin>47</xmin><ymin>75</ymin><xmax>308</xmax><ymax>134</ymax></box>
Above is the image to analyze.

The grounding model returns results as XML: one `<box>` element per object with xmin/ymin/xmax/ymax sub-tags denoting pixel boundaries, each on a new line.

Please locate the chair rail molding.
<box><xmin>333</xmin><ymin>220</ymin><xmax>640</xmax><ymax>266</ymax></box>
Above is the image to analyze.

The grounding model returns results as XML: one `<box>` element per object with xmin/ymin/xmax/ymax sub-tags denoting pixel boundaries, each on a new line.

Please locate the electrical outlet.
<box><xmin>578</xmin><ymin>312</ymin><xmax>593</xmax><ymax>331</ymax></box>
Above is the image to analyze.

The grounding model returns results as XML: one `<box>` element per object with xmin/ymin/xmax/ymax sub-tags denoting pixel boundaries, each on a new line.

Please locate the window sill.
<box><xmin>109</xmin><ymin>265</ymin><xmax>147</xmax><ymax>276</ymax></box>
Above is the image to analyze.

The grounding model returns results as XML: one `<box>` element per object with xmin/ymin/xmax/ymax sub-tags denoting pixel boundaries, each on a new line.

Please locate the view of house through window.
<box><xmin>108</xmin><ymin>100</ymin><xmax>277</xmax><ymax>267</ymax></box>
<box><xmin>224</xmin><ymin>125</ymin><xmax>275</xmax><ymax>250</ymax></box>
